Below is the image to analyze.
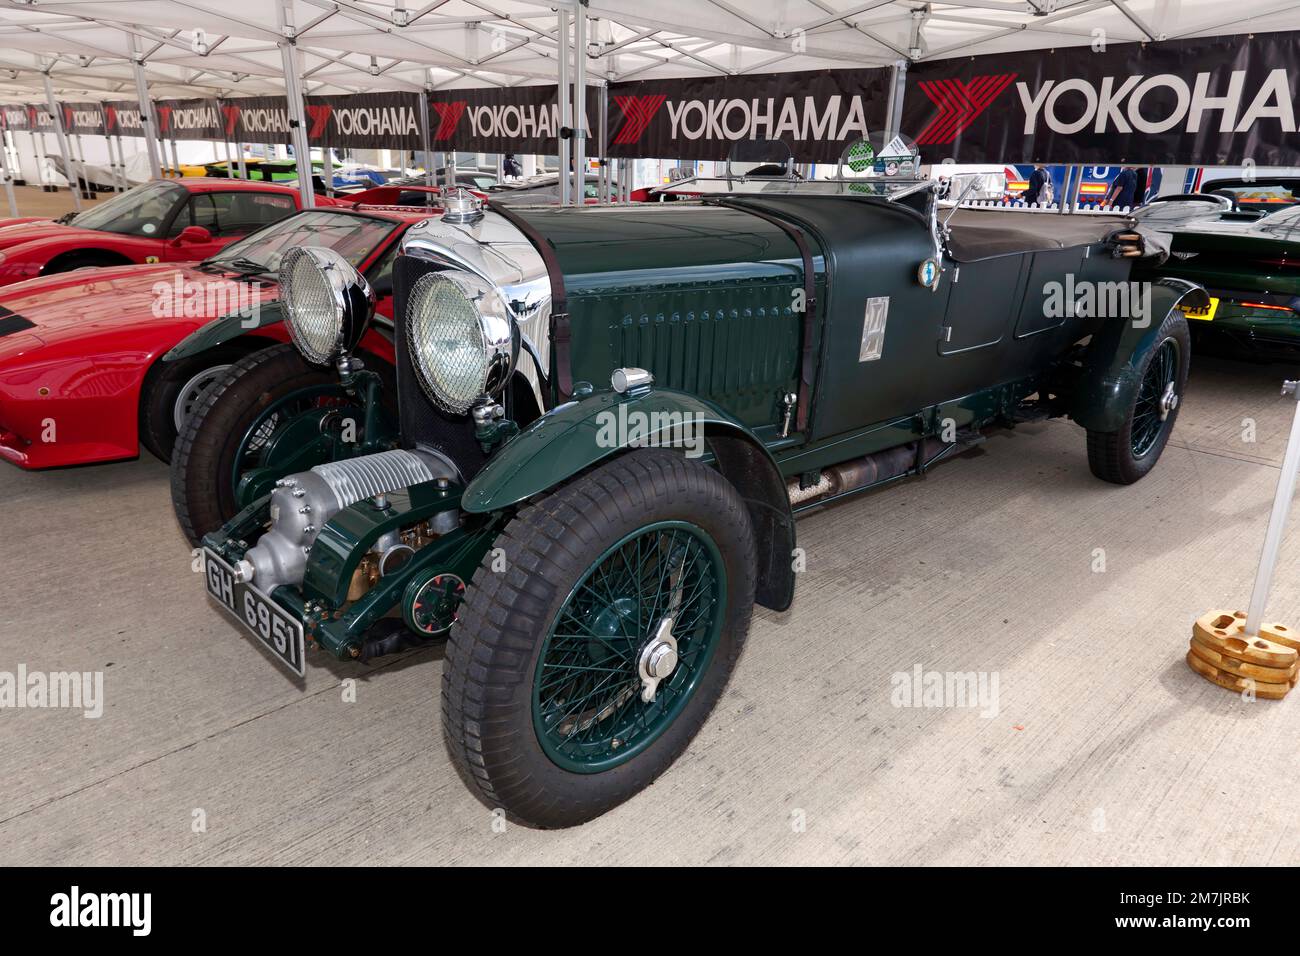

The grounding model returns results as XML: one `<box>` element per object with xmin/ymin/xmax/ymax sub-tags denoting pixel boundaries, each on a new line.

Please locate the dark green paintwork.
<box><xmin>461</xmin><ymin>386</ymin><xmax>778</xmax><ymax>514</ymax></box>
<box><xmin>1071</xmin><ymin>279</ymin><xmax>1205</xmax><ymax>433</ymax></box>
<box><xmin>163</xmin><ymin>301</ymin><xmax>285</xmax><ymax>362</ymax></box>
<box><xmin>1136</xmin><ymin>210</ymin><xmax>1300</xmax><ymax>357</ymax></box>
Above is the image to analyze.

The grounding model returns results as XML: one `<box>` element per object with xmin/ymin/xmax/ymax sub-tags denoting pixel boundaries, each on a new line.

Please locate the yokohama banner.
<box><xmin>0</xmin><ymin>103</ymin><xmax>31</xmax><ymax>132</ymax></box>
<box><xmin>306</xmin><ymin>91</ymin><xmax>424</xmax><ymax>149</ymax></box>
<box><xmin>903</xmin><ymin>32</ymin><xmax>1300</xmax><ymax>165</ymax></box>
<box><xmin>103</xmin><ymin>101</ymin><xmax>149</xmax><ymax>138</ymax></box>
<box><xmin>60</xmin><ymin>102</ymin><xmax>106</xmax><ymax>135</ymax></box>
<box><xmin>156</xmin><ymin>98</ymin><xmax>223</xmax><ymax>141</ymax></box>
<box><xmin>219</xmin><ymin>95</ymin><xmax>294</xmax><ymax>145</ymax></box>
<box><xmin>605</xmin><ymin>68</ymin><xmax>891</xmax><ymax>162</ymax></box>
<box><xmin>27</xmin><ymin>104</ymin><xmax>57</xmax><ymax>134</ymax></box>
<box><xmin>428</xmin><ymin>84</ymin><xmax>600</xmax><ymax>154</ymax></box>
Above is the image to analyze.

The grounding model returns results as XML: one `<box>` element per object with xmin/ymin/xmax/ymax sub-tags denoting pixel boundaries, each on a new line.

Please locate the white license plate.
<box><xmin>204</xmin><ymin>549</ymin><xmax>306</xmax><ymax>677</ymax></box>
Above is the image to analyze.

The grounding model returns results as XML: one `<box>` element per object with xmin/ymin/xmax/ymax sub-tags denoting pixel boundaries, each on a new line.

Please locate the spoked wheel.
<box><xmin>169</xmin><ymin>343</ymin><xmax>394</xmax><ymax>546</ymax></box>
<box><xmin>533</xmin><ymin>521</ymin><xmax>725</xmax><ymax>773</ymax></box>
<box><xmin>443</xmin><ymin>449</ymin><xmax>756</xmax><ymax>828</ymax></box>
<box><xmin>1087</xmin><ymin>309</ymin><xmax>1190</xmax><ymax>484</ymax></box>
<box><xmin>138</xmin><ymin>343</ymin><xmax>249</xmax><ymax>463</ymax></box>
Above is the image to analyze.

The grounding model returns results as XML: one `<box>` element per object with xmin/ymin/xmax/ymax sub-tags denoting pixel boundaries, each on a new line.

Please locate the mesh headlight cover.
<box><xmin>407</xmin><ymin>272</ymin><xmax>492</xmax><ymax>415</ymax></box>
<box><xmin>281</xmin><ymin>247</ymin><xmax>345</xmax><ymax>365</ymax></box>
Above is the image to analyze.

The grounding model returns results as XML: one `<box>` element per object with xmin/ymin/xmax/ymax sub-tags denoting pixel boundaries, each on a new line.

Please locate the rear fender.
<box><xmin>1071</xmin><ymin>277</ymin><xmax>1207</xmax><ymax>433</ymax></box>
<box><xmin>463</xmin><ymin>386</ymin><xmax>796</xmax><ymax>611</ymax></box>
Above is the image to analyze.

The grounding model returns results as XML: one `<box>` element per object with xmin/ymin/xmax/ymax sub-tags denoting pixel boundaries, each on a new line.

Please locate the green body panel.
<box><xmin>516</xmin><ymin>203</ymin><xmax>812</xmax><ymax>430</ymax></box>
<box><xmin>305</xmin><ymin>479</ymin><xmax>464</xmax><ymax>607</ymax></box>
<box><xmin>163</xmin><ymin>301</ymin><xmax>285</xmax><ymax>362</ymax></box>
<box><xmin>460</xmin><ymin>385</ymin><xmax>780</xmax><ymax>514</ymax></box>
<box><xmin>1136</xmin><ymin>214</ymin><xmax>1300</xmax><ymax>355</ymax></box>
<box><xmin>1071</xmin><ymin>278</ymin><xmax>1205</xmax><ymax>432</ymax></box>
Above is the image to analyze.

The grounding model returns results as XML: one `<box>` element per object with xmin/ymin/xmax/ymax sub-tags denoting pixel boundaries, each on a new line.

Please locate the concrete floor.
<box><xmin>3</xmin><ymin>183</ymin><xmax>94</xmax><ymax>220</ymax></box>
<box><xmin>2</xmin><ymin>349</ymin><xmax>1299</xmax><ymax>865</ymax></box>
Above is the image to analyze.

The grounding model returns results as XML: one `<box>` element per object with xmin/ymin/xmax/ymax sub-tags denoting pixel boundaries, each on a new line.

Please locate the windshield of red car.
<box><xmin>67</xmin><ymin>180</ymin><xmax>187</xmax><ymax>236</ymax></box>
<box><xmin>203</xmin><ymin>209</ymin><xmax>397</xmax><ymax>275</ymax></box>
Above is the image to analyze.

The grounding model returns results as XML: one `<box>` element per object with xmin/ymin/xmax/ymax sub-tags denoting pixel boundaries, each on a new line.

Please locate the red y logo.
<box><xmin>915</xmin><ymin>74</ymin><xmax>1016</xmax><ymax>145</ymax></box>
<box><xmin>104</xmin><ymin>106</ymin><xmax>117</xmax><ymax>132</ymax></box>
<box><xmin>62</xmin><ymin>106</ymin><xmax>73</xmax><ymax>130</ymax></box>
<box><xmin>306</xmin><ymin>104</ymin><xmax>332</xmax><ymax>139</ymax></box>
<box><xmin>429</xmin><ymin>101</ymin><xmax>466</xmax><ymax>140</ymax></box>
<box><xmin>157</xmin><ymin>106</ymin><xmax>173</xmax><ymax>134</ymax></box>
<box><xmin>222</xmin><ymin>104</ymin><xmax>242</xmax><ymax>137</ymax></box>
<box><xmin>612</xmin><ymin>94</ymin><xmax>666</xmax><ymax>144</ymax></box>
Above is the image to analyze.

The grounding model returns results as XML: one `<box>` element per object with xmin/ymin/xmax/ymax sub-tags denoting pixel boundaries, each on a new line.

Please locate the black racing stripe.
<box><xmin>0</xmin><ymin>314</ymin><xmax>34</xmax><ymax>337</ymax></box>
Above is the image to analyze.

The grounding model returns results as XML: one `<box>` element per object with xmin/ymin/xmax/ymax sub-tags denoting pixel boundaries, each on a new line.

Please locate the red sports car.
<box><xmin>0</xmin><ymin>204</ymin><xmax>435</xmax><ymax>469</ymax></box>
<box><xmin>0</xmin><ymin>178</ymin><xmax>334</xmax><ymax>287</ymax></box>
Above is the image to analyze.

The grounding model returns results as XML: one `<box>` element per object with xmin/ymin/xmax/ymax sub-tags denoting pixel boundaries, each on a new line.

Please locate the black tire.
<box><xmin>443</xmin><ymin>448</ymin><xmax>757</xmax><ymax>828</ymax></box>
<box><xmin>138</xmin><ymin>344</ymin><xmax>251</xmax><ymax>463</ymax></box>
<box><xmin>169</xmin><ymin>343</ymin><xmax>393</xmax><ymax>546</ymax></box>
<box><xmin>1087</xmin><ymin>309</ymin><xmax>1190</xmax><ymax>484</ymax></box>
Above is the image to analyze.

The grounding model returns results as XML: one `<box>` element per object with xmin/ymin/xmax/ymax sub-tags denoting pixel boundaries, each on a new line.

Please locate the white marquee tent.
<box><xmin>0</xmin><ymin>0</ymin><xmax>1293</xmax><ymax>100</ymax></box>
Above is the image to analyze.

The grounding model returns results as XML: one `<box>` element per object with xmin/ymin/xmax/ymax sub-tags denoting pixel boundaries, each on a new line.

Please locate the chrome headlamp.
<box><xmin>405</xmin><ymin>271</ymin><xmax>518</xmax><ymax>415</ymax></box>
<box><xmin>280</xmin><ymin>246</ymin><xmax>375</xmax><ymax>365</ymax></box>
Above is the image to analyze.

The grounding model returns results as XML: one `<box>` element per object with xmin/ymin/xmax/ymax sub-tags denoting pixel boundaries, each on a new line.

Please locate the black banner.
<box><xmin>0</xmin><ymin>103</ymin><xmax>30</xmax><ymax>132</ymax></box>
<box><xmin>606</xmin><ymin>68</ymin><xmax>892</xmax><ymax>162</ymax></box>
<box><xmin>306</xmin><ymin>91</ymin><xmax>424</xmax><ymax>149</ymax></box>
<box><xmin>904</xmin><ymin>33</ymin><xmax>1300</xmax><ymax>165</ymax></box>
<box><xmin>103</xmin><ymin>100</ymin><xmax>149</xmax><ymax>138</ymax></box>
<box><xmin>27</xmin><ymin>104</ymin><xmax>57</xmax><ymax>134</ymax></box>
<box><xmin>155</xmin><ymin>98</ymin><xmax>223</xmax><ymax>141</ymax></box>
<box><xmin>60</xmin><ymin>102</ymin><xmax>106</xmax><ymax>135</ymax></box>
<box><xmin>218</xmin><ymin>95</ymin><xmax>294</xmax><ymax>145</ymax></box>
<box><xmin>428</xmin><ymin>84</ymin><xmax>599</xmax><ymax>155</ymax></box>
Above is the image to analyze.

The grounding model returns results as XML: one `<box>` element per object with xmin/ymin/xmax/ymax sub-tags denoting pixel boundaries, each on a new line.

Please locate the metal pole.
<box><xmin>557</xmin><ymin>6</ymin><xmax>571</xmax><ymax>207</ymax></box>
<box><xmin>419</xmin><ymin>86</ymin><xmax>434</xmax><ymax>189</ymax></box>
<box><xmin>572</xmin><ymin>1</ymin><xmax>587</xmax><ymax>206</ymax></box>
<box><xmin>1245</xmin><ymin>381</ymin><xmax>1300</xmax><ymax>637</ymax></box>
<box><xmin>0</xmin><ymin>131</ymin><xmax>18</xmax><ymax>218</ymax></box>
<box><xmin>277</xmin><ymin>0</ymin><xmax>315</xmax><ymax>209</ymax></box>
<box><xmin>598</xmin><ymin>80</ymin><xmax>609</xmax><ymax>204</ymax></box>
<box><xmin>885</xmin><ymin>60</ymin><xmax>907</xmax><ymax>141</ymax></box>
<box><xmin>113</xmin><ymin>135</ymin><xmax>128</xmax><ymax>190</ymax></box>
<box><xmin>41</xmin><ymin>74</ymin><xmax>82</xmax><ymax>212</ymax></box>
<box><xmin>129</xmin><ymin>37</ymin><xmax>164</xmax><ymax>181</ymax></box>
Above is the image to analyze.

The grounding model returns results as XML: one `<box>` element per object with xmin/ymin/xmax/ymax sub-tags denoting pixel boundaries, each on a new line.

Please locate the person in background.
<box><xmin>1107</xmin><ymin>166</ymin><xmax>1138</xmax><ymax>208</ymax></box>
<box><xmin>503</xmin><ymin>153</ymin><xmax>522</xmax><ymax>179</ymax></box>
<box><xmin>1023</xmin><ymin>163</ymin><xmax>1050</xmax><ymax>204</ymax></box>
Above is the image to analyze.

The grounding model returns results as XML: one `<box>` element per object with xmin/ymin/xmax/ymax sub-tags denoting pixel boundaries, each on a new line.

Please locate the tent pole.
<box><xmin>129</xmin><ymin>36</ymin><xmax>164</xmax><ymax>182</ymax></box>
<box><xmin>0</xmin><ymin>130</ymin><xmax>18</xmax><ymax>218</ymax></box>
<box><xmin>598</xmin><ymin>80</ymin><xmax>609</xmax><ymax>204</ymax></box>
<box><xmin>277</xmin><ymin>0</ymin><xmax>315</xmax><ymax>209</ymax></box>
<box><xmin>557</xmin><ymin>5</ymin><xmax>571</xmax><ymax>206</ymax></box>
<box><xmin>114</xmin><ymin>135</ymin><xmax>128</xmax><ymax>191</ymax></box>
<box><xmin>572</xmin><ymin>0</ymin><xmax>587</xmax><ymax>207</ymax></box>
<box><xmin>419</xmin><ymin>84</ymin><xmax>434</xmax><ymax>190</ymax></box>
<box><xmin>885</xmin><ymin>59</ymin><xmax>907</xmax><ymax>142</ymax></box>
<box><xmin>42</xmin><ymin>74</ymin><xmax>82</xmax><ymax>212</ymax></box>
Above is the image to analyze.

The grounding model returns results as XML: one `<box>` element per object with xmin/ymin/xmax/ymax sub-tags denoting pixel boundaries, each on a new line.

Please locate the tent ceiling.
<box><xmin>0</xmin><ymin>0</ymin><xmax>1292</xmax><ymax>102</ymax></box>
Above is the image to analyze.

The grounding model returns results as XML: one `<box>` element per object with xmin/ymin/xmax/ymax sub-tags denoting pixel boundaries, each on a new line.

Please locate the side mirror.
<box><xmin>173</xmin><ymin>225</ymin><xmax>212</xmax><ymax>245</ymax></box>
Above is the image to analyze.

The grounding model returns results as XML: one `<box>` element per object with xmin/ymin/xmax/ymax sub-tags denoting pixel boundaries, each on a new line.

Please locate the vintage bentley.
<box><xmin>174</xmin><ymin>148</ymin><xmax>1204</xmax><ymax>827</ymax></box>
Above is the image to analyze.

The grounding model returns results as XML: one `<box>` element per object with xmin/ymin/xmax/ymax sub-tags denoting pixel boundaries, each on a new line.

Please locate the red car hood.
<box><xmin>0</xmin><ymin>262</ymin><xmax>279</xmax><ymax>349</ymax></box>
<box><xmin>0</xmin><ymin>220</ymin><xmax>88</xmax><ymax>251</ymax></box>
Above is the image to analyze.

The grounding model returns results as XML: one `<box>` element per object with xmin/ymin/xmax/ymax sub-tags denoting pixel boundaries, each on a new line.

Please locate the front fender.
<box><xmin>1071</xmin><ymin>277</ymin><xmax>1207</xmax><ymax>433</ymax></box>
<box><xmin>463</xmin><ymin>386</ymin><xmax>797</xmax><ymax>611</ymax></box>
<box><xmin>163</xmin><ymin>301</ymin><xmax>286</xmax><ymax>362</ymax></box>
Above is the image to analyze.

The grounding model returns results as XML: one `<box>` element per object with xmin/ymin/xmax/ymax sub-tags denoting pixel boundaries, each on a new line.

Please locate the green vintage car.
<box><xmin>1132</xmin><ymin>194</ymin><xmax>1300</xmax><ymax>362</ymax></box>
<box><xmin>172</xmin><ymin>157</ymin><xmax>1205</xmax><ymax>827</ymax></box>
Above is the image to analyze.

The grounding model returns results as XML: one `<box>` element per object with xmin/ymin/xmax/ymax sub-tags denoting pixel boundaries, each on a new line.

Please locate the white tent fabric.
<box><xmin>0</xmin><ymin>0</ymin><xmax>1294</xmax><ymax>102</ymax></box>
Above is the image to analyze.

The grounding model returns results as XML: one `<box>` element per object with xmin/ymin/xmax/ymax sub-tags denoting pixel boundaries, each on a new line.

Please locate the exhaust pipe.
<box><xmin>788</xmin><ymin>438</ymin><xmax>949</xmax><ymax>507</ymax></box>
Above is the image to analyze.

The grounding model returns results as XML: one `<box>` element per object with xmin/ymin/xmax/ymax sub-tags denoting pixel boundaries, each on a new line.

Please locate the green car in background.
<box><xmin>203</xmin><ymin>158</ymin><xmax>336</xmax><ymax>182</ymax></box>
<box><xmin>1134</xmin><ymin>186</ymin><xmax>1300</xmax><ymax>362</ymax></box>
